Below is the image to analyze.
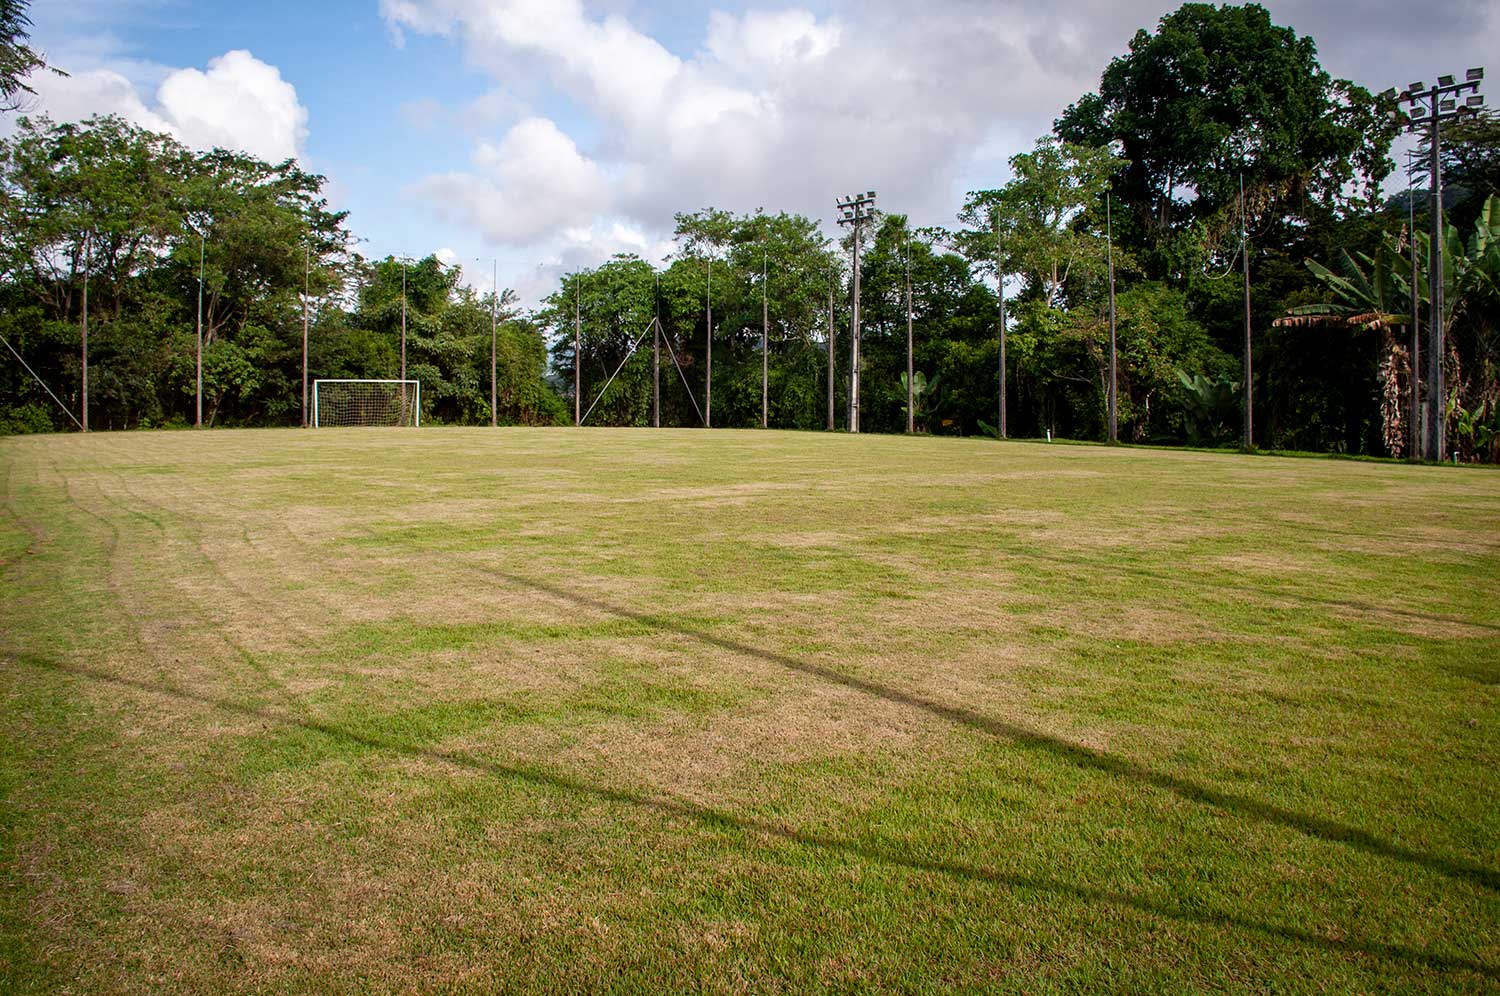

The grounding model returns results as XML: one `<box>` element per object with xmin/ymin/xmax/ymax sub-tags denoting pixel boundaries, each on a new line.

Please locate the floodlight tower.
<box><xmin>1389</xmin><ymin>67</ymin><xmax>1484</xmax><ymax>460</ymax></box>
<box><xmin>835</xmin><ymin>190</ymin><xmax>876</xmax><ymax>433</ymax></box>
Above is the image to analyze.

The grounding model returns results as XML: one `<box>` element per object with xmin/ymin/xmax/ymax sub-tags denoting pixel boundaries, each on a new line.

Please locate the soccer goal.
<box><xmin>312</xmin><ymin>379</ymin><xmax>421</xmax><ymax>428</ymax></box>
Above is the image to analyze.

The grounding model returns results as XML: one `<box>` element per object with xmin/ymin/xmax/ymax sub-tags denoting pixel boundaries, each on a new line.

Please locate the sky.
<box><xmin>19</xmin><ymin>0</ymin><xmax>1500</xmax><ymax>303</ymax></box>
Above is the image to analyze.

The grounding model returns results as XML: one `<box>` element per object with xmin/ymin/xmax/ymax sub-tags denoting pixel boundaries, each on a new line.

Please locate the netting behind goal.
<box><xmin>312</xmin><ymin>380</ymin><xmax>421</xmax><ymax>428</ymax></box>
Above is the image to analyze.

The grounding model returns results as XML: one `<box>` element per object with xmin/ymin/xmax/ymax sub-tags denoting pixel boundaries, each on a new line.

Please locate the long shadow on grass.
<box><xmin>998</xmin><ymin>545</ymin><xmax>1500</xmax><ymax>635</ymax></box>
<box><xmin>486</xmin><ymin>569</ymin><xmax>1500</xmax><ymax>897</ymax></box>
<box><xmin>7</xmin><ymin>652</ymin><xmax>1496</xmax><ymax>982</ymax></box>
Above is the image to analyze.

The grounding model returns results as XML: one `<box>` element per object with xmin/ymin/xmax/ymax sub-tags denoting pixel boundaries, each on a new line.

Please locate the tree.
<box><xmin>1057</xmin><ymin>3</ymin><xmax>1393</xmax><ymax>257</ymax></box>
<box><xmin>0</xmin><ymin>1</ymin><xmax>59</xmax><ymax>114</ymax></box>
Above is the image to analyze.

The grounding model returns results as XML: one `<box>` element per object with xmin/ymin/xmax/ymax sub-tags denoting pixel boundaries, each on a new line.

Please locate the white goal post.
<box><xmin>312</xmin><ymin>379</ymin><xmax>421</xmax><ymax>428</ymax></box>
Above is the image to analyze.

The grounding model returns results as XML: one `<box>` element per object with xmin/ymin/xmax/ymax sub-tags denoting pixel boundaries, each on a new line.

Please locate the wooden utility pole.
<box><xmin>1241</xmin><ymin>174</ymin><xmax>1253</xmax><ymax>453</ymax></box>
<box><xmin>905</xmin><ymin>230</ymin><xmax>914</xmax><ymax>434</ymax></box>
<box><xmin>1107</xmin><ymin>193</ymin><xmax>1118</xmax><ymax>444</ymax></box>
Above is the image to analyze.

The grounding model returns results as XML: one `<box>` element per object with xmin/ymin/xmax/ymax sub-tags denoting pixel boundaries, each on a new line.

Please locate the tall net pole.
<box><xmin>761</xmin><ymin>240</ymin><xmax>769</xmax><ymax>429</ymax></box>
<box><xmin>303</xmin><ymin>242</ymin><xmax>312</xmax><ymax>428</ymax></box>
<box><xmin>400</xmin><ymin>260</ymin><xmax>407</xmax><ymax>383</ymax></box>
<box><xmin>81</xmin><ymin>230</ymin><xmax>89</xmax><ymax>433</ymax></box>
<box><xmin>1241</xmin><ymin>174</ymin><xmax>1253</xmax><ymax>453</ymax></box>
<box><xmin>653</xmin><ymin>273</ymin><xmax>661</xmax><ymax>429</ymax></box>
<box><xmin>995</xmin><ymin>216</ymin><xmax>1006</xmax><ymax>439</ymax></box>
<box><xmin>490</xmin><ymin>260</ymin><xmax>498</xmax><ymax>428</ymax></box>
<box><xmin>197</xmin><ymin>231</ymin><xmax>205</xmax><ymax>428</ymax></box>
<box><xmin>826</xmin><ymin>268</ymin><xmax>834</xmax><ymax>431</ymax></box>
<box><xmin>574</xmin><ymin>278</ymin><xmax>581</xmax><ymax>426</ymax></box>
<box><xmin>906</xmin><ymin>229</ymin><xmax>914</xmax><ymax>434</ymax></box>
<box><xmin>705</xmin><ymin>259</ymin><xmax>712</xmax><ymax>428</ymax></box>
<box><xmin>1107</xmin><ymin>193</ymin><xmax>1118</xmax><ymax>444</ymax></box>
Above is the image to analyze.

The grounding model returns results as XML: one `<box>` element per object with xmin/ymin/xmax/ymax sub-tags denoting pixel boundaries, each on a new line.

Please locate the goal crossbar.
<box><xmin>312</xmin><ymin>379</ymin><xmax>421</xmax><ymax>428</ymax></box>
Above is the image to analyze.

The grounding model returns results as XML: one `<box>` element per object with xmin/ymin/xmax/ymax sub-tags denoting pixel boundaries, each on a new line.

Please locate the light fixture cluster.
<box><xmin>1385</xmin><ymin>68</ymin><xmax>1485</xmax><ymax>128</ymax></box>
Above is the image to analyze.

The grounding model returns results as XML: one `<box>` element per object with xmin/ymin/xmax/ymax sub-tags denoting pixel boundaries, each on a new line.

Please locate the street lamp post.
<box><xmin>835</xmin><ymin>190</ymin><xmax>876</xmax><ymax>433</ymax></box>
<box><xmin>1389</xmin><ymin>67</ymin><xmax>1485</xmax><ymax>460</ymax></box>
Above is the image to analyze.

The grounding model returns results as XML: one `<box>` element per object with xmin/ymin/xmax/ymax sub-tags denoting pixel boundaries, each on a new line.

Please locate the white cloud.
<box><xmin>414</xmin><ymin>116</ymin><xmax>610</xmax><ymax>244</ymax></box>
<box><xmin>25</xmin><ymin>49</ymin><xmax>307</xmax><ymax>162</ymax></box>
<box><xmin>382</xmin><ymin>0</ymin><xmax>1499</xmax><ymax>276</ymax></box>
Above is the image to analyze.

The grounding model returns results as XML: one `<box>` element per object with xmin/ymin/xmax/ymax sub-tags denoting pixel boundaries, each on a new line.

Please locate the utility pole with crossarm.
<box><xmin>835</xmin><ymin>191</ymin><xmax>876</xmax><ymax>433</ymax></box>
<box><xmin>1387</xmin><ymin>68</ymin><xmax>1485</xmax><ymax>460</ymax></box>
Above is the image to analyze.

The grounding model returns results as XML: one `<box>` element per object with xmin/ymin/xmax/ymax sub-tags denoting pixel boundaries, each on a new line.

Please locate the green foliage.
<box><xmin>1174</xmin><ymin>369</ymin><xmax>1241</xmax><ymax>447</ymax></box>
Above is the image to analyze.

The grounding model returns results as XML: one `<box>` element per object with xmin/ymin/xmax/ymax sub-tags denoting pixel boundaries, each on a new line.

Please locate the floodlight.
<box><xmin>1467</xmin><ymin>67</ymin><xmax>1484</xmax><ymax>81</ymax></box>
<box><xmin>1468</xmin><ymin>95</ymin><xmax>1485</xmax><ymax>107</ymax></box>
<box><xmin>1441</xmin><ymin>98</ymin><xmax>1457</xmax><ymax>112</ymax></box>
<box><xmin>1439</xmin><ymin>74</ymin><xmax>1456</xmax><ymax>87</ymax></box>
<box><xmin>1410</xmin><ymin>81</ymin><xmax>1425</xmax><ymax>93</ymax></box>
<box><xmin>867</xmin><ymin>191</ymin><xmax>876</xmax><ymax>199</ymax></box>
<box><xmin>1380</xmin><ymin>87</ymin><xmax>1396</xmax><ymax>100</ymax></box>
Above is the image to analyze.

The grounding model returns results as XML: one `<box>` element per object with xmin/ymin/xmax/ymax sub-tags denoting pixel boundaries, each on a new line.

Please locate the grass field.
<box><xmin>1</xmin><ymin>428</ymin><xmax>1497</xmax><ymax>994</ymax></box>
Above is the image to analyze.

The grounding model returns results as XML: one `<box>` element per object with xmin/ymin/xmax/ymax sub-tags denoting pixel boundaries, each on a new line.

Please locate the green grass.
<box><xmin>1</xmin><ymin>427</ymin><xmax>1497</xmax><ymax>994</ymax></box>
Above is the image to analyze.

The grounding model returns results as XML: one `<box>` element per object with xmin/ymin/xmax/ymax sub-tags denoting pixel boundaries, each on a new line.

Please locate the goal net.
<box><xmin>312</xmin><ymin>379</ymin><xmax>421</xmax><ymax>428</ymax></box>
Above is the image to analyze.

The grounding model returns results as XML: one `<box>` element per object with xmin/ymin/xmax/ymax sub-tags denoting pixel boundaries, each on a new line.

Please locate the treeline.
<box><xmin>0</xmin><ymin>117</ymin><xmax>562</xmax><ymax>432</ymax></box>
<box><xmin>2</xmin><ymin>3</ymin><xmax>1498</xmax><ymax>460</ymax></box>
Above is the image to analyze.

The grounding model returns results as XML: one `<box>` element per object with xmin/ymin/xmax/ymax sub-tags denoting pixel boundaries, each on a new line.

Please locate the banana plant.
<box><xmin>899</xmin><ymin>370</ymin><xmax>942</xmax><ymax>431</ymax></box>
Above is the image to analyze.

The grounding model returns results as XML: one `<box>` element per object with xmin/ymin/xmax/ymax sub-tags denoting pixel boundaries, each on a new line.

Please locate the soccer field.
<box><xmin>1</xmin><ymin>428</ymin><xmax>1497</xmax><ymax>994</ymax></box>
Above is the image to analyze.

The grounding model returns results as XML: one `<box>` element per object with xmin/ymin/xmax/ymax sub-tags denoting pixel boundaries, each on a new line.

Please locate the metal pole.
<box><xmin>653</xmin><ymin>273</ymin><xmax>661</xmax><ymax>429</ymax></box>
<box><xmin>1107</xmin><ymin>193</ymin><xmax>1117</xmax><ymax>444</ymax></box>
<box><xmin>996</xmin><ymin>217</ymin><xmax>1006</xmax><ymax>439</ymax></box>
<box><xmin>301</xmin><ymin>241</ymin><xmax>310</xmax><ymax>428</ymax></box>
<box><xmin>761</xmin><ymin>241</ymin><xmax>768</xmax><ymax>429</ymax></box>
<box><xmin>400</xmin><ymin>260</ymin><xmax>407</xmax><ymax>383</ymax></box>
<box><xmin>198</xmin><ymin>231</ymin><xmax>207</xmax><ymax>429</ymax></box>
<box><xmin>1408</xmin><ymin>152</ymin><xmax>1421</xmax><ymax>460</ymax></box>
<box><xmin>491</xmin><ymin>260</ymin><xmax>498</xmax><ymax>428</ymax></box>
<box><xmin>827</xmin><ymin>269</ymin><xmax>835</xmax><ymax>431</ymax></box>
<box><xmin>574</xmin><ymin>278</ymin><xmax>581</xmax><ymax>426</ymax></box>
<box><xmin>705</xmin><ymin>259</ymin><xmax>712</xmax><ymax>428</ymax></box>
<box><xmin>1426</xmin><ymin>96</ymin><xmax>1445</xmax><ymax>461</ymax></box>
<box><xmin>81</xmin><ymin>231</ymin><xmax>89</xmax><ymax>433</ymax></box>
<box><xmin>906</xmin><ymin>230</ymin><xmax>914</xmax><ymax>434</ymax></box>
<box><xmin>850</xmin><ymin>220</ymin><xmax>861</xmax><ymax>434</ymax></box>
<box><xmin>1241</xmin><ymin>174</ymin><xmax>1253</xmax><ymax>453</ymax></box>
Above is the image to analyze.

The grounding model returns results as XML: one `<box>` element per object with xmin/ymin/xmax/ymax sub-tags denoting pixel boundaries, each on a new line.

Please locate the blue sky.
<box><xmin>22</xmin><ymin>0</ymin><xmax>1498</xmax><ymax>303</ymax></box>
